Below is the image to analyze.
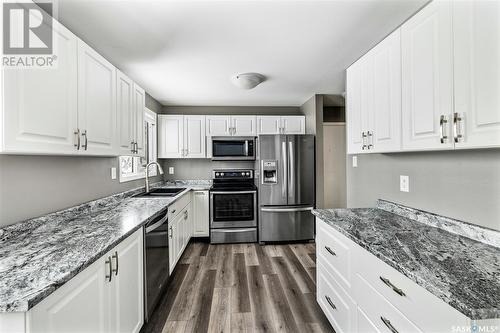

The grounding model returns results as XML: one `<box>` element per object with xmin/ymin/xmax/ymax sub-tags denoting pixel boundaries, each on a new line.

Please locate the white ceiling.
<box><xmin>57</xmin><ymin>0</ymin><xmax>427</xmax><ymax>106</ymax></box>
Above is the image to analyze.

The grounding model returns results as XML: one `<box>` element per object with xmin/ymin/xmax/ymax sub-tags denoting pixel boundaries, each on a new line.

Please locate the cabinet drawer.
<box><xmin>354</xmin><ymin>248</ymin><xmax>468</xmax><ymax>332</ymax></box>
<box><xmin>316</xmin><ymin>222</ymin><xmax>352</xmax><ymax>290</ymax></box>
<box><xmin>354</xmin><ymin>273</ymin><xmax>423</xmax><ymax>333</ymax></box>
<box><xmin>317</xmin><ymin>261</ymin><xmax>356</xmax><ymax>333</ymax></box>
<box><xmin>168</xmin><ymin>191</ymin><xmax>191</xmax><ymax>221</ymax></box>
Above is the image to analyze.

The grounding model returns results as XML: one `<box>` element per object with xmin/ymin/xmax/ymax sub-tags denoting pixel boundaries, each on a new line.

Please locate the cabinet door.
<box><xmin>357</xmin><ymin>307</ymin><xmax>381</xmax><ymax>333</ymax></box>
<box><xmin>77</xmin><ymin>40</ymin><xmax>118</xmax><ymax>155</ymax></box>
<box><xmin>453</xmin><ymin>1</ymin><xmax>500</xmax><ymax>149</ymax></box>
<box><xmin>117</xmin><ymin>71</ymin><xmax>135</xmax><ymax>155</ymax></box>
<box><xmin>193</xmin><ymin>191</ymin><xmax>209</xmax><ymax>237</ymax></box>
<box><xmin>401</xmin><ymin>1</ymin><xmax>454</xmax><ymax>150</ymax></box>
<box><xmin>346</xmin><ymin>61</ymin><xmax>364</xmax><ymax>154</ymax></box>
<box><xmin>281</xmin><ymin>116</ymin><xmax>305</xmax><ymax>134</ymax></box>
<box><xmin>158</xmin><ymin>115</ymin><xmax>184</xmax><ymax>158</ymax></box>
<box><xmin>184</xmin><ymin>115</ymin><xmax>206</xmax><ymax>158</ymax></box>
<box><xmin>232</xmin><ymin>116</ymin><xmax>257</xmax><ymax>136</ymax></box>
<box><xmin>371</xmin><ymin>29</ymin><xmax>402</xmax><ymax>153</ymax></box>
<box><xmin>133</xmin><ymin>83</ymin><xmax>145</xmax><ymax>157</ymax></box>
<box><xmin>110</xmin><ymin>230</ymin><xmax>144</xmax><ymax>333</ymax></box>
<box><xmin>257</xmin><ymin>116</ymin><xmax>281</xmax><ymax>134</ymax></box>
<box><xmin>28</xmin><ymin>256</ymin><xmax>110</xmax><ymax>333</ymax></box>
<box><xmin>3</xmin><ymin>21</ymin><xmax>78</xmax><ymax>154</ymax></box>
<box><xmin>206</xmin><ymin>116</ymin><xmax>231</xmax><ymax>136</ymax></box>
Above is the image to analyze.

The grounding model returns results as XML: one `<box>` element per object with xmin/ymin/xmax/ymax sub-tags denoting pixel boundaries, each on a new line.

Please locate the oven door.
<box><xmin>212</xmin><ymin>137</ymin><xmax>255</xmax><ymax>161</ymax></box>
<box><xmin>210</xmin><ymin>190</ymin><xmax>257</xmax><ymax>228</ymax></box>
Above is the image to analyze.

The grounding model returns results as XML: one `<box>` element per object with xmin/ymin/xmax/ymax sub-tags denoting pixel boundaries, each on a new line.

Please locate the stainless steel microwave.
<box><xmin>211</xmin><ymin>137</ymin><xmax>256</xmax><ymax>161</ymax></box>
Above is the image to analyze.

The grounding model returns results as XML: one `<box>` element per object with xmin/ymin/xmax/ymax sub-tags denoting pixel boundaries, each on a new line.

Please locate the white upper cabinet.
<box><xmin>453</xmin><ymin>0</ymin><xmax>500</xmax><ymax>149</ymax></box>
<box><xmin>206</xmin><ymin>116</ymin><xmax>231</xmax><ymax>136</ymax></box>
<box><xmin>77</xmin><ymin>40</ymin><xmax>118</xmax><ymax>155</ymax></box>
<box><xmin>117</xmin><ymin>71</ymin><xmax>135</xmax><ymax>155</ymax></box>
<box><xmin>401</xmin><ymin>0</ymin><xmax>454</xmax><ymax>151</ymax></box>
<box><xmin>232</xmin><ymin>116</ymin><xmax>257</xmax><ymax>136</ymax></box>
<box><xmin>133</xmin><ymin>84</ymin><xmax>145</xmax><ymax>156</ymax></box>
<box><xmin>257</xmin><ymin>116</ymin><xmax>305</xmax><ymax>135</ymax></box>
<box><xmin>184</xmin><ymin>115</ymin><xmax>206</xmax><ymax>158</ymax></box>
<box><xmin>158</xmin><ymin>115</ymin><xmax>184</xmax><ymax>158</ymax></box>
<box><xmin>346</xmin><ymin>60</ymin><xmax>364</xmax><ymax>154</ymax></box>
<box><xmin>2</xmin><ymin>21</ymin><xmax>78</xmax><ymax>154</ymax></box>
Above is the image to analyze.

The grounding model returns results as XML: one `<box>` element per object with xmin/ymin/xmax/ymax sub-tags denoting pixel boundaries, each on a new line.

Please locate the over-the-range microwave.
<box><xmin>211</xmin><ymin>137</ymin><xmax>256</xmax><ymax>161</ymax></box>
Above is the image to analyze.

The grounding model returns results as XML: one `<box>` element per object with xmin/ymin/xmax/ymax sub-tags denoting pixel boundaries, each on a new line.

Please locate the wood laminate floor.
<box><xmin>141</xmin><ymin>241</ymin><xmax>334</xmax><ymax>333</ymax></box>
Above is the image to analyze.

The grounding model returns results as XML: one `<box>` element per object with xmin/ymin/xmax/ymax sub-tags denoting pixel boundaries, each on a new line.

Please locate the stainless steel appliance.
<box><xmin>143</xmin><ymin>210</ymin><xmax>169</xmax><ymax>321</ymax></box>
<box><xmin>259</xmin><ymin>134</ymin><xmax>315</xmax><ymax>243</ymax></box>
<box><xmin>210</xmin><ymin>169</ymin><xmax>258</xmax><ymax>243</ymax></box>
<box><xmin>211</xmin><ymin>137</ymin><xmax>256</xmax><ymax>161</ymax></box>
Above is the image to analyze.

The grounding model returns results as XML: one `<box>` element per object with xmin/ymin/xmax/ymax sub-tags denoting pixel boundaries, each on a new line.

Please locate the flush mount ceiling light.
<box><xmin>231</xmin><ymin>73</ymin><xmax>266</xmax><ymax>90</ymax></box>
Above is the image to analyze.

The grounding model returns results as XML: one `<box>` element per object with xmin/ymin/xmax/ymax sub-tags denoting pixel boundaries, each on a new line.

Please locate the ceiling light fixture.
<box><xmin>231</xmin><ymin>73</ymin><xmax>266</xmax><ymax>90</ymax></box>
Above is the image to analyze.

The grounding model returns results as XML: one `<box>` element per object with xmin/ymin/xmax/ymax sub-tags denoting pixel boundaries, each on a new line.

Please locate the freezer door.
<box><xmin>259</xmin><ymin>135</ymin><xmax>287</xmax><ymax>206</ymax></box>
<box><xmin>287</xmin><ymin>135</ymin><xmax>315</xmax><ymax>205</ymax></box>
<box><xmin>259</xmin><ymin>206</ymin><xmax>315</xmax><ymax>242</ymax></box>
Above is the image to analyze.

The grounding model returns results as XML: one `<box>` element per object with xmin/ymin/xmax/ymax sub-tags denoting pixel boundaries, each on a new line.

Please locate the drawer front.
<box><xmin>317</xmin><ymin>261</ymin><xmax>355</xmax><ymax>333</ymax></box>
<box><xmin>168</xmin><ymin>191</ymin><xmax>191</xmax><ymax>221</ymax></box>
<box><xmin>354</xmin><ymin>273</ymin><xmax>423</xmax><ymax>333</ymax></box>
<box><xmin>316</xmin><ymin>221</ymin><xmax>351</xmax><ymax>290</ymax></box>
<box><xmin>355</xmin><ymin>248</ymin><xmax>468</xmax><ymax>332</ymax></box>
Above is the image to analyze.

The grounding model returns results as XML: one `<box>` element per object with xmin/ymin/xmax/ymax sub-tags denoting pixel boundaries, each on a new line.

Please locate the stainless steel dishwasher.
<box><xmin>143</xmin><ymin>210</ymin><xmax>169</xmax><ymax>322</ymax></box>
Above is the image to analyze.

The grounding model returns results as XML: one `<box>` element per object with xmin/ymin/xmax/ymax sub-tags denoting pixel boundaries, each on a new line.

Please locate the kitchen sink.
<box><xmin>134</xmin><ymin>187</ymin><xmax>186</xmax><ymax>198</ymax></box>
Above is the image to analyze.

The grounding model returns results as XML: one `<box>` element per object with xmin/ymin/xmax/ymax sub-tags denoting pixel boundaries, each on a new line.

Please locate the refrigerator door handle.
<box><xmin>261</xmin><ymin>206</ymin><xmax>314</xmax><ymax>212</ymax></box>
<box><xmin>288</xmin><ymin>140</ymin><xmax>294</xmax><ymax>200</ymax></box>
<box><xmin>282</xmin><ymin>140</ymin><xmax>287</xmax><ymax>200</ymax></box>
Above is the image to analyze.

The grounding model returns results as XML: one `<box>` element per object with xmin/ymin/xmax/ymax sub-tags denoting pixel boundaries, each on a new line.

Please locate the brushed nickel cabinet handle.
<box><xmin>440</xmin><ymin>115</ymin><xmax>448</xmax><ymax>144</ymax></box>
<box><xmin>81</xmin><ymin>130</ymin><xmax>88</xmax><ymax>150</ymax></box>
<box><xmin>380</xmin><ymin>276</ymin><xmax>406</xmax><ymax>296</ymax></box>
<box><xmin>169</xmin><ymin>226</ymin><xmax>173</xmax><ymax>239</ymax></box>
<box><xmin>362</xmin><ymin>131</ymin><xmax>367</xmax><ymax>150</ymax></box>
<box><xmin>105</xmin><ymin>256</ymin><xmax>112</xmax><ymax>282</ymax></box>
<box><xmin>111</xmin><ymin>251</ymin><xmax>118</xmax><ymax>276</ymax></box>
<box><xmin>325</xmin><ymin>295</ymin><xmax>336</xmax><ymax>310</ymax></box>
<box><xmin>453</xmin><ymin>112</ymin><xmax>463</xmax><ymax>143</ymax></box>
<box><xmin>325</xmin><ymin>246</ymin><xmax>336</xmax><ymax>256</ymax></box>
<box><xmin>131</xmin><ymin>141</ymin><xmax>135</xmax><ymax>153</ymax></box>
<box><xmin>381</xmin><ymin>316</ymin><xmax>399</xmax><ymax>333</ymax></box>
<box><xmin>74</xmin><ymin>129</ymin><xmax>80</xmax><ymax>150</ymax></box>
<box><xmin>367</xmin><ymin>131</ymin><xmax>373</xmax><ymax>149</ymax></box>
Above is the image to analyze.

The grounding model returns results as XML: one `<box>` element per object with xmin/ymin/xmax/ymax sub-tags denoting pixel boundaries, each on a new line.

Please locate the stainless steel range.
<box><xmin>209</xmin><ymin>169</ymin><xmax>258</xmax><ymax>243</ymax></box>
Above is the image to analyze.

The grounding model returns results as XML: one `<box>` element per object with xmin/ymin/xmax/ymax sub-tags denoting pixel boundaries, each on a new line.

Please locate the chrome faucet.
<box><xmin>145</xmin><ymin>161</ymin><xmax>164</xmax><ymax>193</ymax></box>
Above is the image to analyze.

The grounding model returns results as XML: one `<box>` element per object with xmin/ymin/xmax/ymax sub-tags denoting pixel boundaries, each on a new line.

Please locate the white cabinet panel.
<box><xmin>401</xmin><ymin>0</ymin><xmax>454</xmax><ymax>150</ymax></box>
<box><xmin>3</xmin><ymin>21</ymin><xmax>78</xmax><ymax>154</ymax></box>
<box><xmin>232</xmin><ymin>116</ymin><xmax>257</xmax><ymax>136</ymax></box>
<box><xmin>133</xmin><ymin>84</ymin><xmax>145</xmax><ymax>157</ymax></box>
<box><xmin>257</xmin><ymin>116</ymin><xmax>281</xmax><ymax>134</ymax></box>
<box><xmin>453</xmin><ymin>1</ymin><xmax>500</xmax><ymax>149</ymax></box>
<box><xmin>346</xmin><ymin>61</ymin><xmax>364</xmax><ymax>154</ymax></box>
<box><xmin>206</xmin><ymin>116</ymin><xmax>231</xmax><ymax>136</ymax></box>
<box><xmin>117</xmin><ymin>71</ymin><xmax>135</xmax><ymax>155</ymax></box>
<box><xmin>184</xmin><ymin>115</ymin><xmax>206</xmax><ymax>158</ymax></box>
<box><xmin>193</xmin><ymin>190</ymin><xmax>209</xmax><ymax>237</ymax></box>
<box><xmin>77</xmin><ymin>40</ymin><xmax>117</xmax><ymax>155</ymax></box>
<box><xmin>281</xmin><ymin>116</ymin><xmax>305</xmax><ymax>134</ymax></box>
<box><xmin>158</xmin><ymin>115</ymin><xmax>183</xmax><ymax>158</ymax></box>
<box><xmin>357</xmin><ymin>307</ymin><xmax>381</xmax><ymax>333</ymax></box>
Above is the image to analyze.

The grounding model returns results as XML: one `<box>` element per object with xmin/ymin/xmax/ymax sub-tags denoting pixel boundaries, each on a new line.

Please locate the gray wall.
<box><xmin>160</xmin><ymin>159</ymin><xmax>255</xmax><ymax>180</ymax></box>
<box><xmin>160</xmin><ymin>105</ymin><xmax>301</xmax><ymax>115</ymax></box>
<box><xmin>346</xmin><ymin>149</ymin><xmax>500</xmax><ymax>231</ymax></box>
<box><xmin>146</xmin><ymin>93</ymin><xmax>162</xmax><ymax>113</ymax></box>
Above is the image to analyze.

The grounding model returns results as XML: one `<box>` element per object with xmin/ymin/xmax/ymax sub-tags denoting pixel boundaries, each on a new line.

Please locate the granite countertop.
<box><xmin>0</xmin><ymin>180</ymin><xmax>211</xmax><ymax>312</ymax></box>
<box><xmin>312</xmin><ymin>201</ymin><xmax>500</xmax><ymax>320</ymax></box>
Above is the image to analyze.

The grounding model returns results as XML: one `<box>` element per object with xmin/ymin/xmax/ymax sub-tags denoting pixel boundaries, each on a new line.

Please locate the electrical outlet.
<box><xmin>111</xmin><ymin>167</ymin><xmax>117</xmax><ymax>180</ymax></box>
<box><xmin>352</xmin><ymin>156</ymin><xmax>358</xmax><ymax>168</ymax></box>
<box><xmin>169</xmin><ymin>167</ymin><xmax>174</xmax><ymax>175</ymax></box>
<box><xmin>400</xmin><ymin>175</ymin><xmax>409</xmax><ymax>192</ymax></box>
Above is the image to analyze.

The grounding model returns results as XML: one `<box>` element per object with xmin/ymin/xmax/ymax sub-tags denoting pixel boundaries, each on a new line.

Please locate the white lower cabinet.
<box><xmin>193</xmin><ymin>191</ymin><xmax>209</xmax><ymax>237</ymax></box>
<box><xmin>168</xmin><ymin>192</ymin><xmax>193</xmax><ymax>274</ymax></box>
<box><xmin>27</xmin><ymin>229</ymin><xmax>143</xmax><ymax>333</ymax></box>
<box><xmin>316</xmin><ymin>218</ymin><xmax>477</xmax><ymax>333</ymax></box>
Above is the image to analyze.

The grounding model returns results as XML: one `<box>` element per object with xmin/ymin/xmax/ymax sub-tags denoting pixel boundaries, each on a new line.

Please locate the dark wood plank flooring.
<box><xmin>141</xmin><ymin>242</ymin><xmax>334</xmax><ymax>333</ymax></box>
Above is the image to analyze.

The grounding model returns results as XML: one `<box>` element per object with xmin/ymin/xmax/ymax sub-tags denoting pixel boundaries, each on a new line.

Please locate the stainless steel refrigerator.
<box><xmin>258</xmin><ymin>134</ymin><xmax>315</xmax><ymax>243</ymax></box>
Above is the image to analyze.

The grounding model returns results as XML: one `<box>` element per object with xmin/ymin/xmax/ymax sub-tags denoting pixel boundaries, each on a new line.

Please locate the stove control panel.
<box><xmin>213</xmin><ymin>169</ymin><xmax>253</xmax><ymax>179</ymax></box>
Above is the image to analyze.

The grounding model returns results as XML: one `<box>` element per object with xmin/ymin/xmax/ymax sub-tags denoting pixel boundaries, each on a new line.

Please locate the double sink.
<box><xmin>134</xmin><ymin>187</ymin><xmax>186</xmax><ymax>198</ymax></box>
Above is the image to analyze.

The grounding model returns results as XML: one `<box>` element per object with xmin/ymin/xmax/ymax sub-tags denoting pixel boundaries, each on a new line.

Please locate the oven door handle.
<box><xmin>261</xmin><ymin>206</ymin><xmax>314</xmax><ymax>213</ymax></box>
<box><xmin>210</xmin><ymin>191</ymin><xmax>256</xmax><ymax>195</ymax></box>
<box><xmin>145</xmin><ymin>214</ymin><xmax>168</xmax><ymax>233</ymax></box>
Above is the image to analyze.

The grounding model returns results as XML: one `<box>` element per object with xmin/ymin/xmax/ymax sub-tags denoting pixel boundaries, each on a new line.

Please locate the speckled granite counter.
<box><xmin>0</xmin><ymin>180</ymin><xmax>211</xmax><ymax>312</ymax></box>
<box><xmin>312</xmin><ymin>200</ymin><xmax>500</xmax><ymax>320</ymax></box>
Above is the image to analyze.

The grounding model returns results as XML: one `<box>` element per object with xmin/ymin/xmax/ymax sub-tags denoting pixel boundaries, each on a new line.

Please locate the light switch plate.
<box><xmin>400</xmin><ymin>175</ymin><xmax>409</xmax><ymax>192</ymax></box>
<box><xmin>352</xmin><ymin>156</ymin><xmax>358</xmax><ymax>168</ymax></box>
<box><xmin>111</xmin><ymin>167</ymin><xmax>117</xmax><ymax>180</ymax></box>
<box><xmin>169</xmin><ymin>167</ymin><xmax>175</xmax><ymax>175</ymax></box>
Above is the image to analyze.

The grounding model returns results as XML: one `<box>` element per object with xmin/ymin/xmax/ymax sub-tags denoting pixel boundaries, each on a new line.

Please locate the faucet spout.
<box><xmin>145</xmin><ymin>161</ymin><xmax>164</xmax><ymax>193</ymax></box>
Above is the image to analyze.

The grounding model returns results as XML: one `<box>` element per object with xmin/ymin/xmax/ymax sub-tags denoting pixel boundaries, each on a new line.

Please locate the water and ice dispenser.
<box><xmin>261</xmin><ymin>160</ymin><xmax>278</xmax><ymax>184</ymax></box>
